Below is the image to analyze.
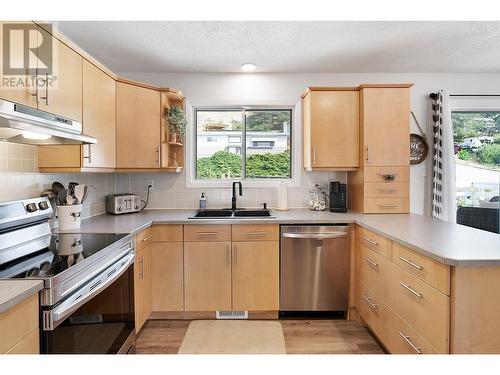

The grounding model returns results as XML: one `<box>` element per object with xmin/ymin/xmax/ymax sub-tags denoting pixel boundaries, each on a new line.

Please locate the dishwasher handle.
<box><xmin>282</xmin><ymin>232</ymin><xmax>348</xmax><ymax>240</ymax></box>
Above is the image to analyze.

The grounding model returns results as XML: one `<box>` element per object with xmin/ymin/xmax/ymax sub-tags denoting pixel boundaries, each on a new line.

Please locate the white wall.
<box><xmin>120</xmin><ymin>72</ymin><xmax>500</xmax><ymax>216</ymax></box>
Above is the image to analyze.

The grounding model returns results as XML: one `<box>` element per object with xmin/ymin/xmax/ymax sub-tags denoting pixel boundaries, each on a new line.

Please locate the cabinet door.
<box><xmin>184</xmin><ymin>242</ymin><xmax>231</xmax><ymax>311</ymax></box>
<box><xmin>361</xmin><ymin>88</ymin><xmax>410</xmax><ymax>166</ymax></box>
<box><xmin>82</xmin><ymin>60</ymin><xmax>116</xmax><ymax>168</ymax></box>
<box><xmin>151</xmin><ymin>242</ymin><xmax>184</xmax><ymax>312</ymax></box>
<box><xmin>307</xmin><ymin>90</ymin><xmax>359</xmax><ymax>169</ymax></box>
<box><xmin>37</xmin><ymin>27</ymin><xmax>82</xmax><ymax>121</ymax></box>
<box><xmin>116</xmin><ymin>82</ymin><xmax>161</xmax><ymax>168</ymax></box>
<box><xmin>232</xmin><ymin>241</ymin><xmax>279</xmax><ymax>311</ymax></box>
<box><xmin>0</xmin><ymin>22</ymin><xmax>38</xmax><ymax>108</ymax></box>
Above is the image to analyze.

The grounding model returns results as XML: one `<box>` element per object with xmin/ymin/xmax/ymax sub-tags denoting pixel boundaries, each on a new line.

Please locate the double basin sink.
<box><xmin>190</xmin><ymin>208</ymin><xmax>275</xmax><ymax>219</ymax></box>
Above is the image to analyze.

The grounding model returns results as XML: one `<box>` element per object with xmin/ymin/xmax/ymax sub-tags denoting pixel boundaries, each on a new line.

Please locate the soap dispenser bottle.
<box><xmin>199</xmin><ymin>192</ymin><xmax>207</xmax><ymax>209</ymax></box>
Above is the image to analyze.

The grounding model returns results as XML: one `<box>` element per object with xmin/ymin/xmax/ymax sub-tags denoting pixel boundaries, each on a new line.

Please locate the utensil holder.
<box><xmin>57</xmin><ymin>204</ymin><xmax>82</xmax><ymax>230</ymax></box>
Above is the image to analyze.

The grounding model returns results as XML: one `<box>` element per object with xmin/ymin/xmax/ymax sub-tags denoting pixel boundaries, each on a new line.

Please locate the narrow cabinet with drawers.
<box><xmin>355</xmin><ymin>225</ymin><xmax>451</xmax><ymax>354</ymax></box>
<box><xmin>134</xmin><ymin>228</ymin><xmax>153</xmax><ymax>332</ymax></box>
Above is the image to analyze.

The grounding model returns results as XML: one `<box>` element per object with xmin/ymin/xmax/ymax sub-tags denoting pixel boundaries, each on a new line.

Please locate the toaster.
<box><xmin>106</xmin><ymin>194</ymin><xmax>141</xmax><ymax>215</ymax></box>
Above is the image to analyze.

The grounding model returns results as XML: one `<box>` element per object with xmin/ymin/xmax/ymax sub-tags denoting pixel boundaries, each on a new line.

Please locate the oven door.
<box><xmin>41</xmin><ymin>252</ymin><xmax>135</xmax><ymax>354</ymax></box>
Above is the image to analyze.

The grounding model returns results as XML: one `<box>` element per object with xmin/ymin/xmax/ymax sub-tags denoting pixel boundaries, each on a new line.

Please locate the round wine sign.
<box><xmin>410</xmin><ymin>133</ymin><xmax>429</xmax><ymax>165</ymax></box>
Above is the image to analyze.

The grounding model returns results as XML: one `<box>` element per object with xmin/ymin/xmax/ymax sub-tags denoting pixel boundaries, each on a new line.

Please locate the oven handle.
<box><xmin>42</xmin><ymin>252</ymin><xmax>135</xmax><ymax>331</ymax></box>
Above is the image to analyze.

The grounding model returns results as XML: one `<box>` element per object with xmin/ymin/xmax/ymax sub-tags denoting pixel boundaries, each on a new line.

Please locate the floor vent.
<box><xmin>216</xmin><ymin>310</ymin><xmax>248</xmax><ymax>320</ymax></box>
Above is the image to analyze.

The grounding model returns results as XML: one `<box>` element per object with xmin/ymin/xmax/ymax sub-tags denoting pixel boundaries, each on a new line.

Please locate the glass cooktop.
<box><xmin>0</xmin><ymin>233</ymin><xmax>128</xmax><ymax>279</ymax></box>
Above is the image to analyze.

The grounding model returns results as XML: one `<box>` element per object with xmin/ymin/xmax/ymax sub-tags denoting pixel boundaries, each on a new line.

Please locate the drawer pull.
<box><xmin>244</xmin><ymin>231</ymin><xmax>267</xmax><ymax>236</ymax></box>
<box><xmin>363</xmin><ymin>256</ymin><xmax>378</xmax><ymax>268</ymax></box>
<box><xmin>377</xmin><ymin>187</ymin><xmax>399</xmax><ymax>192</ymax></box>
<box><xmin>398</xmin><ymin>332</ymin><xmax>422</xmax><ymax>354</ymax></box>
<box><xmin>362</xmin><ymin>295</ymin><xmax>378</xmax><ymax>310</ymax></box>
<box><xmin>399</xmin><ymin>256</ymin><xmax>423</xmax><ymax>270</ymax></box>
<box><xmin>377</xmin><ymin>204</ymin><xmax>399</xmax><ymax>208</ymax></box>
<box><xmin>196</xmin><ymin>232</ymin><xmax>219</xmax><ymax>236</ymax></box>
<box><xmin>142</xmin><ymin>235</ymin><xmax>152</xmax><ymax>242</ymax></box>
<box><xmin>399</xmin><ymin>282</ymin><xmax>423</xmax><ymax>299</ymax></box>
<box><xmin>362</xmin><ymin>236</ymin><xmax>379</xmax><ymax>246</ymax></box>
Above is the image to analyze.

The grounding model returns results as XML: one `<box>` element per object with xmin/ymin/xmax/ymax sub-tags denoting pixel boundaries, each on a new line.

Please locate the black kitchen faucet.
<box><xmin>231</xmin><ymin>181</ymin><xmax>242</xmax><ymax>211</ymax></box>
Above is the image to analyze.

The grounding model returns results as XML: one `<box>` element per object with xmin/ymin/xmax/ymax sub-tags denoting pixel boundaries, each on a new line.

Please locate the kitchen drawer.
<box><xmin>6</xmin><ymin>329</ymin><xmax>39</xmax><ymax>354</ymax></box>
<box><xmin>184</xmin><ymin>225</ymin><xmax>231</xmax><ymax>242</ymax></box>
<box><xmin>136</xmin><ymin>227</ymin><xmax>153</xmax><ymax>253</ymax></box>
<box><xmin>393</xmin><ymin>242</ymin><xmax>450</xmax><ymax>295</ymax></box>
<box><xmin>364</xmin><ymin>182</ymin><xmax>409</xmax><ymax>198</ymax></box>
<box><xmin>389</xmin><ymin>262</ymin><xmax>449</xmax><ymax>353</ymax></box>
<box><xmin>386</xmin><ymin>308</ymin><xmax>439</xmax><ymax>354</ymax></box>
<box><xmin>363</xmin><ymin>197</ymin><xmax>409</xmax><ymax>213</ymax></box>
<box><xmin>359</xmin><ymin>244</ymin><xmax>391</xmax><ymax>303</ymax></box>
<box><xmin>358</xmin><ymin>283</ymin><xmax>390</xmax><ymax>346</ymax></box>
<box><xmin>232</xmin><ymin>224</ymin><xmax>279</xmax><ymax>241</ymax></box>
<box><xmin>0</xmin><ymin>294</ymin><xmax>39</xmax><ymax>354</ymax></box>
<box><xmin>357</xmin><ymin>226</ymin><xmax>391</xmax><ymax>259</ymax></box>
<box><xmin>151</xmin><ymin>225</ymin><xmax>183</xmax><ymax>242</ymax></box>
<box><xmin>364</xmin><ymin>166</ymin><xmax>409</xmax><ymax>183</ymax></box>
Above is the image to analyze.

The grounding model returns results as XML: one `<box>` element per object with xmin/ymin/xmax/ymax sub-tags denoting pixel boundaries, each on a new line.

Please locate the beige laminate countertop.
<box><xmin>56</xmin><ymin>209</ymin><xmax>500</xmax><ymax>267</ymax></box>
<box><xmin>0</xmin><ymin>280</ymin><xmax>43</xmax><ymax>314</ymax></box>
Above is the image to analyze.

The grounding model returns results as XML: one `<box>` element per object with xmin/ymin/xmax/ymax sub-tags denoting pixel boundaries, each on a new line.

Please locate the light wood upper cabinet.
<box><xmin>116</xmin><ymin>82</ymin><xmax>161</xmax><ymax>168</ymax></box>
<box><xmin>302</xmin><ymin>89</ymin><xmax>359</xmax><ymax>170</ymax></box>
<box><xmin>232</xmin><ymin>241</ymin><xmax>279</xmax><ymax>311</ymax></box>
<box><xmin>184</xmin><ymin>241</ymin><xmax>232</xmax><ymax>311</ymax></box>
<box><xmin>37</xmin><ymin>27</ymin><xmax>82</xmax><ymax>122</ymax></box>
<box><xmin>361</xmin><ymin>87</ymin><xmax>410</xmax><ymax>167</ymax></box>
<box><xmin>0</xmin><ymin>22</ymin><xmax>38</xmax><ymax>108</ymax></box>
<box><xmin>134</xmin><ymin>243</ymin><xmax>152</xmax><ymax>333</ymax></box>
<box><xmin>81</xmin><ymin>60</ymin><xmax>116</xmax><ymax>168</ymax></box>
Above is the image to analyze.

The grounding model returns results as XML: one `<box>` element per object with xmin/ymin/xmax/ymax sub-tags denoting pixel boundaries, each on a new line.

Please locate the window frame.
<box><xmin>186</xmin><ymin>104</ymin><xmax>299</xmax><ymax>188</ymax></box>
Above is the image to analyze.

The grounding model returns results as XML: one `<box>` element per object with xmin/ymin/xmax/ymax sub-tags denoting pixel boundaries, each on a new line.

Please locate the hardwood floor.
<box><xmin>133</xmin><ymin>320</ymin><xmax>384</xmax><ymax>354</ymax></box>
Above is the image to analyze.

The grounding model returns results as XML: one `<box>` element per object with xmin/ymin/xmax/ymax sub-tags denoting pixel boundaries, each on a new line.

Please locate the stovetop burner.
<box><xmin>0</xmin><ymin>232</ymin><xmax>127</xmax><ymax>279</ymax></box>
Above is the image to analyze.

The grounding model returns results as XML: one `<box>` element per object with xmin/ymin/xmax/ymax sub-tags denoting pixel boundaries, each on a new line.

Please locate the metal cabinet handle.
<box><xmin>245</xmin><ymin>231</ymin><xmax>267</xmax><ymax>236</ymax></box>
<box><xmin>234</xmin><ymin>245</ymin><xmax>238</xmax><ymax>266</ymax></box>
<box><xmin>312</xmin><ymin>146</ymin><xmax>316</xmax><ymax>165</ymax></box>
<box><xmin>40</xmin><ymin>73</ymin><xmax>49</xmax><ymax>105</ymax></box>
<box><xmin>362</xmin><ymin>236</ymin><xmax>379</xmax><ymax>246</ymax></box>
<box><xmin>377</xmin><ymin>204</ymin><xmax>399</xmax><ymax>208</ymax></box>
<box><xmin>156</xmin><ymin>146</ymin><xmax>160</xmax><ymax>167</ymax></box>
<box><xmin>399</xmin><ymin>256</ymin><xmax>423</xmax><ymax>270</ymax></box>
<box><xmin>364</xmin><ymin>145</ymin><xmax>369</xmax><ymax>162</ymax></box>
<box><xmin>399</xmin><ymin>282</ymin><xmax>423</xmax><ymax>298</ymax></box>
<box><xmin>377</xmin><ymin>187</ymin><xmax>398</xmax><ymax>192</ymax></box>
<box><xmin>196</xmin><ymin>232</ymin><xmax>219</xmax><ymax>236</ymax></box>
<box><xmin>138</xmin><ymin>255</ymin><xmax>144</xmax><ymax>279</ymax></box>
<box><xmin>30</xmin><ymin>68</ymin><xmax>39</xmax><ymax>103</ymax></box>
<box><xmin>142</xmin><ymin>235</ymin><xmax>152</xmax><ymax>242</ymax></box>
<box><xmin>362</xmin><ymin>294</ymin><xmax>378</xmax><ymax>310</ymax></box>
<box><xmin>83</xmin><ymin>144</ymin><xmax>92</xmax><ymax>165</ymax></box>
<box><xmin>225</xmin><ymin>245</ymin><xmax>229</xmax><ymax>267</ymax></box>
<box><xmin>363</xmin><ymin>256</ymin><xmax>378</xmax><ymax>268</ymax></box>
<box><xmin>398</xmin><ymin>332</ymin><xmax>422</xmax><ymax>354</ymax></box>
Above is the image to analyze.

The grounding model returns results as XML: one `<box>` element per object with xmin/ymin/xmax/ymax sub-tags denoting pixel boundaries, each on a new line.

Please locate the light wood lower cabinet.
<box><xmin>152</xmin><ymin>242</ymin><xmax>184</xmax><ymax>312</ymax></box>
<box><xmin>232</xmin><ymin>241</ymin><xmax>279</xmax><ymax>311</ymax></box>
<box><xmin>0</xmin><ymin>294</ymin><xmax>40</xmax><ymax>354</ymax></box>
<box><xmin>184</xmin><ymin>241</ymin><xmax>232</xmax><ymax>311</ymax></box>
<box><xmin>134</xmin><ymin>241</ymin><xmax>152</xmax><ymax>333</ymax></box>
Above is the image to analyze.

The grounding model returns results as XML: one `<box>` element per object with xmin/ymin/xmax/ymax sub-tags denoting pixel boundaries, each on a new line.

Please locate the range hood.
<box><xmin>0</xmin><ymin>99</ymin><xmax>97</xmax><ymax>145</ymax></box>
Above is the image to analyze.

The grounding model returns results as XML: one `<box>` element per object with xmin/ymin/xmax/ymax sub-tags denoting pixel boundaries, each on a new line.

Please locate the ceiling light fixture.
<box><xmin>240</xmin><ymin>63</ymin><xmax>256</xmax><ymax>72</ymax></box>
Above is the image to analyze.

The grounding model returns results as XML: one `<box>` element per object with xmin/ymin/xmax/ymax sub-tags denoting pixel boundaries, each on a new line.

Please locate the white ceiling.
<box><xmin>56</xmin><ymin>21</ymin><xmax>500</xmax><ymax>73</ymax></box>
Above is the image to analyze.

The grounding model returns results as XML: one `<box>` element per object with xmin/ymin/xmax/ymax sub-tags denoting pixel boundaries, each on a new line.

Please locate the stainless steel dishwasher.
<box><xmin>280</xmin><ymin>225</ymin><xmax>349</xmax><ymax>312</ymax></box>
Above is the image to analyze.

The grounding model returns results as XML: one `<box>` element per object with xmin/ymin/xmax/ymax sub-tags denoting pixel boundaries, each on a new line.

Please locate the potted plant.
<box><xmin>167</xmin><ymin>106</ymin><xmax>187</xmax><ymax>144</ymax></box>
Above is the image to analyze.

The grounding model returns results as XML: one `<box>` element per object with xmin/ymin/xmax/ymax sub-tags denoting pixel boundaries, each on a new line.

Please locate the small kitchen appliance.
<box><xmin>329</xmin><ymin>181</ymin><xmax>347</xmax><ymax>213</ymax></box>
<box><xmin>106</xmin><ymin>194</ymin><xmax>141</xmax><ymax>215</ymax></box>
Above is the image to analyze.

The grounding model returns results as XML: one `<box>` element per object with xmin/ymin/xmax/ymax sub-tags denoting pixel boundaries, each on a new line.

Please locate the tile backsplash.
<box><xmin>0</xmin><ymin>143</ymin><xmax>116</xmax><ymax>219</ymax></box>
<box><xmin>1</xmin><ymin>142</ymin><xmax>345</xmax><ymax>216</ymax></box>
<box><xmin>115</xmin><ymin>170</ymin><xmax>345</xmax><ymax>210</ymax></box>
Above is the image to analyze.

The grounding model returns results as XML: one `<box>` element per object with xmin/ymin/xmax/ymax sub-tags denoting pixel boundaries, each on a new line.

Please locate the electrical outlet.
<box><xmin>147</xmin><ymin>180</ymin><xmax>155</xmax><ymax>190</ymax></box>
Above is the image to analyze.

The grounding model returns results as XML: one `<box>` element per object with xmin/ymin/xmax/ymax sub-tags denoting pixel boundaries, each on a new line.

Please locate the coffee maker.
<box><xmin>329</xmin><ymin>181</ymin><xmax>347</xmax><ymax>213</ymax></box>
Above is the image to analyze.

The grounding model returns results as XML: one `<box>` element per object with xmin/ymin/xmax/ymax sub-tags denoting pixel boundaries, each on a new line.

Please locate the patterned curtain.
<box><xmin>431</xmin><ymin>90</ymin><xmax>456</xmax><ymax>222</ymax></box>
